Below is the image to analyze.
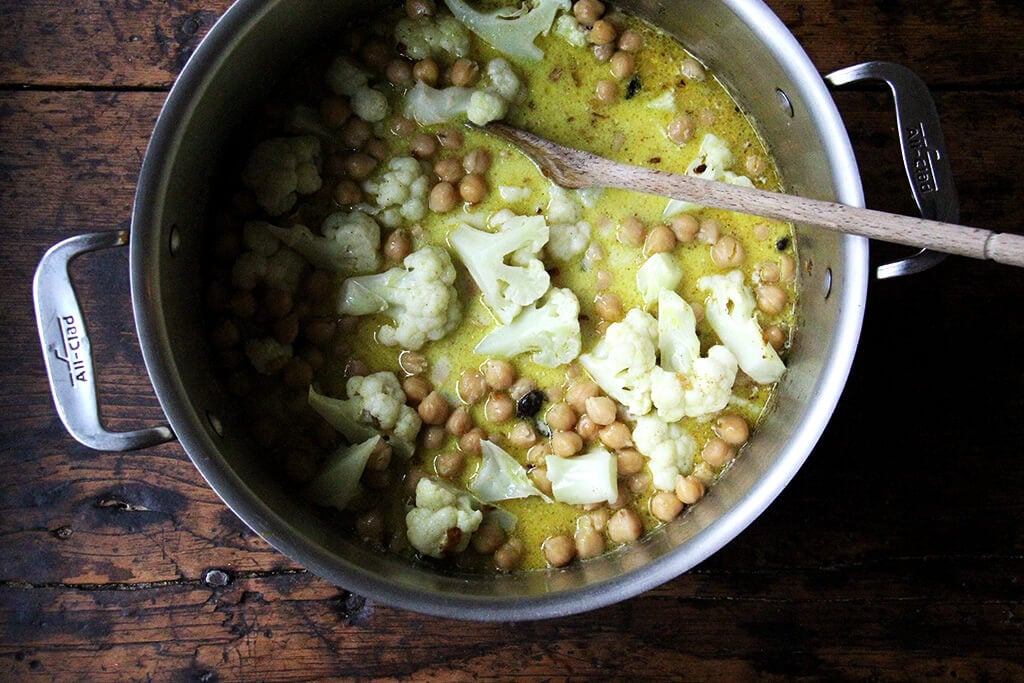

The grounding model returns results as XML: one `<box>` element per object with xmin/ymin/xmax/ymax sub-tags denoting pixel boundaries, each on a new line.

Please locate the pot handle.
<box><xmin>826</xmin><ymin>61</ymin><xmax>961</xmax><ymax>279</ymax></box>
<box><xmin>33</xmin><ymin>230</ymin><xmax>175</xmax><ymax>451</ymax></box>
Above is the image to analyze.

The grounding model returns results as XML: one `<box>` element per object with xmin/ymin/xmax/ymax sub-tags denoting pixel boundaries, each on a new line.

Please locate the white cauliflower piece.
<box><xmin>698</xmin><ymin>270</ymin><xmax>785</xmax><ymax>384</ymax></box>
<box><xmin>545</xmin><ymin>185</ymin><xmax>591</xmax><ymax>261</ymax></box>
<box><xmin>449</xmin><ymin>214</ymin><xmax>550</xmax><ymax>325</ymax></box>
<box><xmin>361</xmin><ymin>156</ymin><xmax>429</xmax><ymax>229</ymax></box>
<box><xmin>469</xmin><ymin>441</ymin><xmax>549</xmax><ymax>502</ymax></box>
<box><xmin>264</xmin><ymin>246</ymin><xmax>307</xmax><ymax>294</ymax></box>
<box><xmin>403</xmin><ymin>58</ymin><xmax>523</xmax><ymax>126</ymax></box>
<box><xmin>394</xmin><ymin>14</ymin><xmax>472</xmax><ymax>60</ymax></box>
<box><xmin>632</xmin><ymin>413</ymin><xmax>697</xmax><ymax>492</ymax></box>
<box><xmin>231</xmin><ymin>224</ymin><xmax>308</xmax><ymax>294</ymax></box>
<box><xmin>443</xmin><ymin>0</ymin><xmax>569</xmax><ymax>63</ymax></box>
<box><xmin>325</xmin><ymin>55</ymin><xmax>370</xmax><ymax>97</ymax></box>
<box><xmin>553</xmin><ymin>13</ymin><xmax>588</xmax><ymax>47</ymax></box>
<box><xmin>406</xmin><ymin>478</ymin><xmax>483</xmax><ymax>558</ymax></box>
<box><xmin>545</xmin><ymin>448</ymin><xmax>618</xmax><ymax>505</ymax></box>
<box><xmin>578</xmin><ymin>309</ymin><xmax>659</xmax><ymax>417</ymax></box>
<box><xmin>473</xmin><ymin>287</ymin><xmax>581</xmax><ymax>367</ymax></box>
<box><xmin>304</xmin><ymin>436</ymin><xmax>381</xmax><ymax>511</ymax></box>
<box><xmin>308</xmin><ymin>372</ymin><xmax>423</xmax><ymax>458</ymax></box>
<box><xmin>242</xmin><ymin>136</ymin><xmax>322</xmax><ymax>216</ymax></box>
<box><xmin>244</xmin><ymin>337</ymin><xmax>293</xmax><ymax>374</ymax></box>
<box><xmin>337</xmin><ymin>245</ymin><xmax>461</xmax><ymax>350</ymax></box>
<box><xmin>261</xmin><ymin>210</ymin><xmax>381</xmax><ymax>275</ymax></box>
<box><xmin>467</xmin><ymin>90</ymin><xmax>510</xmax><ymax>127</ymax></box>
<box><xmin>662</xmin><ymin>133</ymin><xmax>755</xmax><ymax>218</ymax></box>
<box><xmin>636</xmin><ymin>252</ymin><xmax>683</xmax><ymax>308</ymax></box>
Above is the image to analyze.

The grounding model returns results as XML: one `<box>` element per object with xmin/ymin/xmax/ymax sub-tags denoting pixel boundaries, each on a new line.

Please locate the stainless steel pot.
<box><xmin>34</xmin><ymin>0</ymin><xmax>956</xmax><ymax>620</ymax></box>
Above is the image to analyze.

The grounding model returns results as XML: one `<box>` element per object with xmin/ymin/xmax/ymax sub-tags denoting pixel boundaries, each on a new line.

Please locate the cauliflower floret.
<box><xmin>406</xmin><ymin>478</ymin><xmax>483</xmax><ymax>558</ymax></box>
<box><xmin>323</xmin><ymin>55</ymin><xmax>391</xmax><ymax>123</ymax></box>
<box><xmin>698</xmin><ymin>270</ymin><xmax>785</xmax><ymax>384</ymax></box>
<box><xmin>242</xmin><ymin>136</ymin><xmax>322</xmax><ymax>216</ymax></box>
<box><xmin>473</xmin><ymin>287</ymin><xmax>581</xmax><ymax>367</ymax></box>
<box><xmin>395</xmin><ymin>14</ymin><xmax>472</xmax><ymax>60</ymax></box>
<box><xmin>449</xmin><ymin>213</ymin><xmax>550</xmax><ymax>325</ymax></box>
<box><xmin>337</xmin><ymin>245</ymin><xmax>461</xmax><ymax>350</ymax></box>
<box><xmin>636</xmin><ymin>252</ymin><xmax>683</xmax><ymax>308</ymax></box>
<box><xmin>304</xmin><ymin>436</ymin><xmax>381</xmax><ymax>511</ymax></box>
<box><xmin>578</xmin><ymin>309</ymin><xmax>659</xmax><ymax>416</ymax></box>
<box><xmin>544</xmin><ymin>185</ymin><xmax>591</xmax><ymax>261</ymax></box>
<box><xmin>662</xmin><ymin>133</ymin><xmax>755</xmax><ymax>218</ymax></box>
<box><xmin>632</xmin><ymin>413</ymin><xmax>697</xmax><ymax>492</ymax></box>
<box><xmin>443</xmin><ymin>0</ymin><xmax>570</xmax><ymax>63</ymax></box>
<box><xmin>231</xmin><ymin>224</ymin><xmax>308</xmax><ymax>294</ymax></box>
<box><xmin>308</xmin><ymin>372</ymin><xmax>422</xmax><ymax>458</ymax></box>
<box><xmin>244</xmin><ymin>337</ymin><xmax>293</xmax><ymax>374</ymax></box>
<box><xmin>553</xmin><ymin>13</ymin><xmax>588</xmax><ymax>47</ymax></box>
<box><xmin>545</xmin><ymin>448</ymin><xmax>618</xmax><ymax>505</ymax></box>
<box><xmin>361</xmin><ymin>156</ymin><xmax>429</xmax><ymax>229</ymax></box>
<box><xmin>403</xmin><ymin>58</ymin><xmax>523</xmax><ymax>126</ymax></box>
<box><xmin>262</xmin><ymin>210</ymin><xmax>381</xmax><ymax>275</ymax></box>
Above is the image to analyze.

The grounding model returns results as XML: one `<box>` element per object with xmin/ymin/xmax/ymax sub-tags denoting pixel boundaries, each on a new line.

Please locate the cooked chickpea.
<box><xmin>482</xmin><ymin>359</ymin><xmax>515</xmax><ymax>390</ymax></box>
<box><xmin>565</xmin><ymin>380</ymin><xmax>600</xmax><ymax>413</ymax></box>
<box><xmin>745</xmin><ymin>153</ymin><xmax>767</xmax><ymax>177</ymax></box>
<box><xmin>573</xmin><ymin>0</ymin><xmax>605</xmax><ymax>24</ymax></box>
<box><xmin>680</xmin><ymin>57</ymin><xmax>706</xmax><ymax>81</ymax></box>
<box><xmin>361</xmin><ymin>39</ymin><xmax>392</xmax><ymax>71</ymax></box>
<box><xmin>437</xmin><ymin>127</ymin><xmax>464</xmax><ymax>149</ymax></box>
<box><xmin>418</xmin><ymin>391</ymin><xmax>450</xmax><ymax>425</ymax></box>
<box><xmin>529</xmin><ymin>466</ymin><xmax>554</xmax><ymax>497</ymax></box>
<box><xmin>459</xmin><ymin>173</ymin><xmax>488</xmax><ymax>204</ymax></box>
<box><xmin>385</xmin><ymin>59</ymin><xmax>414</xmax><ymax>86</ymax></box>
<box><xmin>595</xmin><ymin>270</ymin><xmax>613</xmax><ymax>290</ymax></box>
<box><xmin>410</xmin><ymin>132</ymin><xmax>438</xmax><ymax>159</ymax></box>
<box><xmin>702</xmin><ymin>436</ymin><xmax>736</xmax><ymax>467</ymax></box>
<box><xmin>509</xmin><ymin>420</ymin><xmax>538</xmax><ymax>448</ymax></box>
<box><xmin>509</xmin><ymin>377</ymin><xmax>538</xmax><ymax>402</ymax></box>
<box><xmin>404</xmin><ymin>469</ymin><xmax>427</xmax><ymax>498</ymax></box>
<box><xmin>462</xmin><ymin>148</ymin><xmax>492</xmax><ymax>175</ymax></box>
<box><xmin>764</xmin><ymin>324</ymin><xmax>786</xmax><ymax>350</ymax></box>
<box><xmin>595</xmin><ymin>79</ymin><xmax>618</xmax><ymax>103</ymax></box>
<box><xmin>758</xmin><ymin>260</ymin><xmax>781</xmax><ymax>283</ymax></box>
<box><xmin>667</xmin><ymin>114</ymin><xmax>694</xmax><ymax>144</ymax></box>
<box><xmin>459</xmin><ymin>427</ymin><xmax>486</xmax><ymax>455</ymax></box>
<box><xmin>543</xmin><ymin>535</ymin><xmax>576</xmax><ymax>568</ymax></box>
<box><xmin>617</xmin><ymin>215</ymin><xmax>646</xmax><ymax>247</ymax></box>
<box><xmin>588</xmin><ymin>18</ymin><xmax>617</xmax><ymax>45</ymax></box>
<box><xmin>428</xmin><ymin>181</ymin><xmax>458</xmax><ymax>213</ymax></box>
<box><xmin>389</xmin><ymin>116</ymin><xmax>418</xmax><ymax>137</ymax></box>
<box><xmin>675</xmin><ymin>474</ymin><xmax>705</xmax><ymax>505</ymax></box>
<box><xmin>627</xmin><ymin>470</ymin><xmax>652</xmax><ymax>494</ymax></box>
<box><xmin>644</xmin><ymin>224</ymin><xmax>677</xmax><ymax>255</ymax></box>
<box><xmin>779</xmin><ymin>254</ymin><xmax>797</xmax><ymax>282</ymax></box>
<box><xmin>493</xmin><ymin>537</ymin><xmax>525</xmax><ymax>570</ymax></box>
<box><xmin>607</xmin><ymin>508</ymin><xmax>643</xmax><ymax>543</ymax></box>
<box><xmin>526</xmin><ymin>443</ymin><xmax>551</xmax><ymax>466</ymax></box>
<box><xmin>650</xmin><ymin>491</ymin><xmax>684</xmax><ymax>522</ymax></box>
<box><xmin>434</xmin><ymin>157</ymin><xmax>464</xmax><ymax>183</ymax></box>
<box><xmin>754</xmin><ymin>223</ymin><xmax>772</xmax><ymax>241</ymax></box>
<box><xmin>616</xmin><ymin>448</ymin><xmax>644</xmax><ymax>476</ymax></box>
<box><xmin>574</xmin><ymin>525</ymin><xmax>605</xmax><ymax>559</ymax></box>
<box><xmin>715</xmin><ymin>414</ymin><xmax>750</xmax><ymax>447</ymax></box>
<box><xmin>584</xmin><ymin>396</ymin><xmax>617</xmax><ymax>426</ymax></box>
<box><xmin>274</xmin><ymin>314</ymin><xmax>299</xmax><ymax>346</ymax></box>
<box><xmin>587</xmin><ymin>507</ymin><xmax>610</xmax><ymax>532</ymax></box>
<box><xmin>434</xmin><ymin>450</ymin><xmax>465</xmax><ymax>479</ymax></box>
<box><xmin>412</xmin><ymin>57</ymin><xmax>439</xmax><ymax>85</ymax></box>
<box><xmin>551</xmin><ymin>429</ymin><xmax>584</xmax><ymax>457</ymax></box>
<box><xmin>458</xmin><ymin>369</ymin><xmax>488</xmax><ymax>404</ymax></box>
<box><xmin>403</xmin><ymin>375</ymin><xmax>432</xmax><ymax>404</ymax></box>
<box><xmin>599</xmin><ymin>422</ymin><xmax>632</xmax><ymax>450</ymax></box>
<box><xmin>697</xmin><ymin>218</ymin><xmax>721</xmax><ymax>244</ymax></box>
<box><xmin>594</xmin><ymin>292</ymin><xmax>624</xmax><ymax>322</ymax></box>
<box><xmin>320</xmin><ymin>95</ymin><xmax>352</xmax><ymax>128</ymax></box>
<box><xmin>756</xmin><ymin>284</ymin><xmax>788</xmax><ymax>315</ymax></box>
<box><xmin>341</xmin><ymin>117</ymin><xmax>373</xmax><ymax>149</ymax></box>
<box><xmin>609</xmin><ymin>50</ymin><xmax>635</xmax><ymax>80</ymax></box>
<box><xmin>263</xmin><ymin>288</ymin><xmax>292</xmax><ymax>319</ymax></box>
<box><xmin>383</xmin><ymin>228</ymin><xmax>412</xmax><ymax>262</ymax></box>
<box><xmin>669</xmin><ymin>214</ymin><xmax>700</xmax><ymax>243</ymax></box>
<box><xmin>449</xmin><ymin>57</ymin><xmax>480</xmax><ymax>87</ymax></box>
<box><xmin>545</xmin><ymin>402</ymin><xmax>577</xmax><ymax>432</ymax></box>
<box><xmin>575</xmin><ymin>414</ymin><xmax>600</xmax><ymax>442</ymax></box>
<box><xmin>617</xmin><ymin>29</ymin><xmax>642</xmax><ymax>52</ymax></box>
<box><xmin>592</xmin><ymin>42</ymin><xmax>615</xmax><ymax>62</ymax></box>
<box><xmin>366</xmin><ymin>442</ymin><xmax>392</xmax><ymax>472</ymax></box>
<box><xmin>282</xmin><ymin>357</ymin><xmax>313</xmax><ymax>388</ymax></box>
<box><xmin>711</xmin><ymin>234</ymin><xmax>745</xmax><ymax>267</ymax></box>
<box><xmin>421</xmin><ymin>425</ymin><xmax>447</xmax><ymax>450</ymax></box>
<box><xmin>405</xmin><ymin>0</ymin><xmax>435</xmax><ymax>18</ymax></box>
<box><xmin>471</xmin><ymin>520</ymin><xmax>506</xmax><ymax>555</ymax></box>
<box><xmin>445</xmin><ymin>406</ymin><xmax>473</xmax><ymax>437</ymax></box>
<box><xmin>485</xmin><ymin>391</ymin><xmax>515</xmax><ymax>423</ymax></box>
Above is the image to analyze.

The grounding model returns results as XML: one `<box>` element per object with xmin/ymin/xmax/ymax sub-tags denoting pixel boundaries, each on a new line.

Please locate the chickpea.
<box><xmin>599</xmin><ymin>422</ymin><xmax>632</xmax><ymax>450</ymax></box>
<box><xmin>418</xmin><ymin>391</ymin><xmax>450</xmax><ymax>425</ymax></box>
<box><xmin>320</xmin><ymin>95</ymin><xmax>352</xmax><ymax>128</ymax></box>
<box><xmin>754</xmin><ymin>223</ymin><xmax>772</xmax><ymax>241</ymax></box>
<box><xmin>485</xmin><ymin>391</ymin><xmax>516</xmax><ymax>423</ymax></box>
<box><xmin>462</xmin><ymin>148</ymin><xmax>492</xmax><ymax>175</ymax></box>
<box><xmin>509</xmin><ymin>377</ymin><xmax>538</xmax><ymax>402</ymax></box>
<box><xmin>389</xmin><ymin>116</ymin><xmax>418</xmax><ymax>138</ymax></box>
<box><xmin>650</xmin><ymin>491</ymin><xmax>684</xmax><ymax>522</ymax></box>
<box><xmin>715</xmin><ymin>414</ymin><xmax>750</xmax><ymax>447</ymax></box>
<box><xmin>458</xmin><ymin>427</ymin><xmax>486</xmax><ymax>455</ymax></box>
<box><xmin>607</xmin><ymin>508</ymin><xmax>643</xmax><ymax>543</ymax></box>
<box><xmin>446</xmin><ymin>406</ymin><xmax>473</xmax><ymax>437</ymax></box>
<box><xmin>366</xmin><ymin>442</ymin><xmax>392</xmax><ymax>472</ymax></box>
<box><xmin>438</xmin><ymin>128</ymin><xmax>464</xmax><ymax>149</ymax></box>
<box><xmin>428</xmin><ymin>181</ymin><xmax>458</xmax><ymax>213</ymax></box>
<box><xmin>421</xmin><ymin>425</ymin><xmax>447</xmax><ymax>450</ymax></box>
<box><xmin>764</xmin><ymin>324</ymin><xmax>786</xmax><ymax>350</ymax></box>
<box><xmin>360</xmin><ymin>39</ymin><xmax>391</xmax><ymax>71</ymax></box>
<box><xmin>529</xmin><ymin>466</ymin><xmax>554</xmax><ymax>497</ymax></box>
<box><xmin>543</xmin><ymin>535</ymin><xmax>576</xmax><ymax>568</ymax></box>
<box><xmin>282</xmin><ymin>357</ymin><xmax>313</xmax><ymax>388</ymax></box>
<box><xmin>459</xmin><ymin>173</ymin><xmax>488</xmax><ymax>204</ymax></box>
<box><xmin>434</xmin><ymin>450</ymin><xmax>465</xmax><ymax>479</ymax></box>
<box><xmin>711</xmin><ymin>234</ymin><xmax>745</xmax><ymax>267</ymax></box>
<box><xmin>333</xmin><ymin>179</ymin><xmax>362</xmax><ymax>206</ymax></box>
<box><xmin>592</xmin><ymin>42</ymin><xmax>615</xmax><ymax>62</ymax></box>
<box><xmin>482</xmin><ymin>359</ymin><xmax>515</xmax><ymax>390</ymax></box>
<box><xmin>412</xmin><ymin>58</ymin><xmax>439</xmax><ymax>86</ymax></box>
<box><xmin>756</xmin><ymin>284</ymin><xmax>788</xmax><ymax>315</ymax></box>
<box><xmin>667</xmin><ymin>114</ymin><xmax>694</xmax><ymax>145</ymax></box>
<box><xmin>745</xmin><ymin>153</ymin><xmax>767</xmax><ymax>177</ymax></box>
<box><xmin>274</xmin><ymin>314</ymin><xmax>299</xmax><ymax>346</ymax></box>
<box><xmin>573</xmin><ymin>0</ymin><xmax>605</xmax><ymax>24</ymax></box>
<box><xmin>595</xmin><ymin>79</ymin><xmax>618</xmax><ymax>104</ymax></box>
<box><xmin>575</xmin><ymin>414</ymin><xmax>600</xmax><ymax>442</ymax></box>
<box><xmin>595</xmin><ymin>270</ymin><xmax>613</xmax><ymax>290</ymax></box>
<box><xmin>404</xmin><ymin>469</ymin><xmax>427</xmax><ymax>498</ymax></box>
<box><xmin>509</xmin><ymin>420</ymin><xmax>538</xmax><ymax>448</ymax></box>
<box><xmin>609</xmin><ymin>50</ymin><xmax>635</xmax><ymax>80</ymax></box>
<box><xmin>697</xmin><ymin>218</ymin><xmax>721</xmax><ymax>244</ymax></box>
<box><xmin>758</xmin><ymin>260</ymin><xmax>782</xmax><ymax>283</ymax></box>
<box><xmin>669</xmin><ymin>214</ymin><xmax>700</xmax><ymax>243</ymax></box>
<box><xmin>675</xmin><ymin>474</ymin><xmax>705</xmax><ymax>505</ymax></box>
<box><xmin>574</xmin><ymin>525</ymin><xmax>605</xmax><ymax>559</ymax></box>
<box><xmin>616</xmin><ymin>448</ymin><xmax>644</xmax><ymax>476</ymax></box>
<box><xmin>383</xmin><ymin>229</ymin><xmax>412</xmax><ymax>263</ymax></box>
<box><xmin>405</xmin><ymin>0</ymin><xmax>435</xmax><ymax>19</ymax></box>
<box><xmin>449</xmin><ymin>58</ymin><xmax>480</xmax><ymax>87</ymax></box>
<box><xmin>644</xmin><ymin>224</ymin><xmax>677</xmax><ymax>255</ymax></box>
<box><xmin>702</xmin><ymin>436</ymin><xmax>736</xmax><ymax>467</ymax></box>
<box><xmin>494</xmin><ymin>537</ymin><xmax>525</xmax><ymax>570</ymax></box>
<box><xmin>458</xmin><ymin>368</ymin><xmax>488</xmax><ymax>404</ymax></box>
<box><xmin>385</xmin><ymin>59</ymin><xmax>414</xmax><ymax>86</ymax></box>
<box><xmin>617</xmin><ymin>215</ymin><xmax>646</xmax><ymax>247</ymax></box>
<box><xmin>546</xmin><ymin>402</ymin><xmax>577</xmax><ymax>432</ymax></box>
<box><xmin>471</xmin><ymin>520</ymin><xmax>506</xmax><ymax>555</ymax></box>
<box><xmin>617</xmin><ymin>29</ymin><xmax>642</xmax><ymax>52</ymax></box>
<box><xmin>583</xmin><ymin>396</ymin><xmax>617</xmax><ymax>426</ymax></box>
<box><xmin>565</xmin><ymin>380</ymin><xmax>600</xmax><ymax>413</ymax></box>
<box><xmin>587</xmin><ymin>507</ymin><xmax>610</xmax><ymax>532</ymax></box>
<box><xmin>779</xmin><ymin>254</ymin><xmax>797</xmax><ymax>282</ymax></box>
<box><xmin>434</xmin><ymin>157</ymin><xmax>465</xmax><ymax>183</ymax></box>
<box><xmin>344</xmin><ymin>358</ymin><xmax>369</xmax><ymax>378</ymax></box>
<box><xmin>410</xmin><ymin>132</ymin><xmax>438</xmax><ymax>159</ymax></box>
<box><xmin>588</xmin><ymin>18</ymin><xmax>617</xmax><ymax>45</ymax></box>
<box><xmin>594</xmin><ymin>292</ymin><xmax>624</xmax><ymax>322</ymax></box>
<box><xmin>526</xmin><ymin>443</ymin><xmax>551</xmax><ymax>466</ymax></box>
<box><xmin>304</xmin><ymin>318</ymin><xmax>336</xmax><ymax>346</ymax></box>
<box><xmin>627</xmin><ymin>470</ymin><xmax>652</xmax><ymax>494</ymax></box>
<box><xmin>343</xmin><ymin>152</ymin><xmax>377</xmax><ymax>181</ymax></box>
<box><xmin>551</xmin><ymin>429</ymin><xmax>584</xmax><ymax>457</ymax></box>
<box><xmin>341</xmin><ymin>117</ymin><xmax>373</xmax><ymax>149</ymax></box>
<box><xmin>680</xmin><ymin>57</ymin><xmax>707</xmax><ymax>81</ymax></box>
<box><xmin>403</xmin><ymin>375</ymin><xmax>432</xmax><ymax>404</ymax></box>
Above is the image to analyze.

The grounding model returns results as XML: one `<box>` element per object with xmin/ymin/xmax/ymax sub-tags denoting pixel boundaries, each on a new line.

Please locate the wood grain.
<box><xmin>2</xmin><ymin>0</ymin><xmax>1024</xmax><ymax>680</ymax></box>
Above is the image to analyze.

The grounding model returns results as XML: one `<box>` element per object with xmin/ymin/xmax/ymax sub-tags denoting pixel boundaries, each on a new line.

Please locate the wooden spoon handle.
<box><xmin>592</xmin><ymin>156</ymin><xmax>1024</xmax><ymax>268</ymax></box>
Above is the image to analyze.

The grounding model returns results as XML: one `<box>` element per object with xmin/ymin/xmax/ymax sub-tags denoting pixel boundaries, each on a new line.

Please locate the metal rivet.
<box><xmin>823</xmin><ymin>267</ymin><xmax>833</xmax><ymax>300</ymax></box>
<box><xmin>776</xmin><ymin>88</ymin><xmax>794</xmax><ymax>118</ymax></box>
<box><xmin>207</xmin><ymin>411</ymin><xmax>224</xmax><ymax>437</ymax></box>
<box><xmin>168</xmin><ymin>224</ymin><xmax>181</xmax><ymax>256</ymax></box>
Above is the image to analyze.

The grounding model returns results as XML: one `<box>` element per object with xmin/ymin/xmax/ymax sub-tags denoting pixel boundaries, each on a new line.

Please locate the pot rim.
<box><xmin>130</xmin><ymin>0</ymin><xmax>869</xmax><ymax>620</ymax></box>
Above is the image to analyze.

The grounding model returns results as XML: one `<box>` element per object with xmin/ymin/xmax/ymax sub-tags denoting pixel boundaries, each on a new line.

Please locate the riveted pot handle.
<box><xmin>33</xmin><ymin>231</ymin><xmax>175</xmax><ymax>451</ymax></box>
<box><xmin>827</xmin><ymin>61</ymin><xmax>960</xmax><ymax>279</ymax></box>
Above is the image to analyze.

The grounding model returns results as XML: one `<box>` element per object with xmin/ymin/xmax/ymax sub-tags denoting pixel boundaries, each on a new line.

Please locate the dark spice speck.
<box><xmin>625</xmin><ymin>75</ymin><xmax>642</xmax><ymax>99</ymax></box>
<box><xmin>516</xmin><ymin>389</ymin><xmax>545</xmax><ymax>418</ymax></box>
<box><xmin>776</xmin><ymin>237</ymin><xmax>790</xmax><ymax>251</ymax></box>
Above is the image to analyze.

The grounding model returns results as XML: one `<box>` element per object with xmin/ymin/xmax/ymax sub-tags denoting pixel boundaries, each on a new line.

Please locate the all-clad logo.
<box><xmin>906</xmin><ymin>122</ymin><xmax>939</xmax><ymax>195</ymax></box>
<box><xmin>55</xmin><ymin>315</ymin><xmax>88</xmax><ymax>386</ymax></box>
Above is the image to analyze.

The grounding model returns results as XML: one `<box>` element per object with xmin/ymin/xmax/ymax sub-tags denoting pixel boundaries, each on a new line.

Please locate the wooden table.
<box><xmin>2</xmin><ymin>1</ymin><xmax>1022</xmax><ymax>680</ymax></box>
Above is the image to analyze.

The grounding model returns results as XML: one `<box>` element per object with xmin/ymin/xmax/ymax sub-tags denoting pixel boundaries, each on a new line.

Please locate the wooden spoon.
<box><xmin>481</xmin><ymin>122</ymin><xmax>1024</xmax><ymax>268</ymax></box>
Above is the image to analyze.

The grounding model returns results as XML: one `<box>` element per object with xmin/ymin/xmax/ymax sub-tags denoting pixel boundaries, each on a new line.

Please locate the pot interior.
<box><xmin>131</xmin><ymin>0</ymin><xmax>868</xmax><ymax>620</ymax></box>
